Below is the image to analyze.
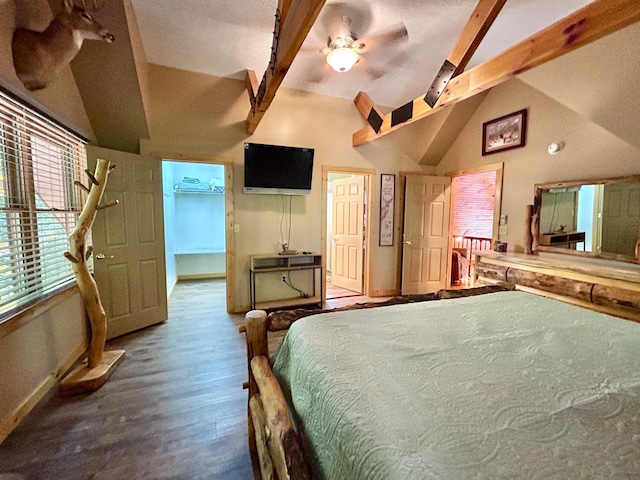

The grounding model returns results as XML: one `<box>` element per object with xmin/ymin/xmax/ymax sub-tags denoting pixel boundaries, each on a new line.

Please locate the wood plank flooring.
<box><xmin>0</xmin><ymin>279</ymin><xmax>384</xmax><ymax>480</ymax></box>
<box><xmin>0</xmin><ymin>280</ymin><xmax>251</xmax><ymax>479</ymax></box>
<box><xmin>325</xmin><ymin>279</ymin><xmax>361</xmax><ymax>300</ymax></box>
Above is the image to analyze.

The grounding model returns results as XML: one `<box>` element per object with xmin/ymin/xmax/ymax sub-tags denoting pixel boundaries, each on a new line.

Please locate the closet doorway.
<box><xmin>162</xmin><ymin>160</ymin><xmax>227</xmax><ymax>299</ymax></box>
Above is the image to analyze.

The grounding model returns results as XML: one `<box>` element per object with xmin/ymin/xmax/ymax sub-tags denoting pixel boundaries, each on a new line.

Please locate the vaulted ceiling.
<box><xmin>70</xmin><ymin>0</ymin><xmax>640</xmax><ymax>161</ymax></box>
<box><xmin>132</xmin><ymin>0</ymin><xmax>595</xmax><ymax>107</ymax></box>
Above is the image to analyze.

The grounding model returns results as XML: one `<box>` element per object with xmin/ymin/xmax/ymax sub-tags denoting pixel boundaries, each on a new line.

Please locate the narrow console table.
<box><xmin>249</xmin><ymin>253</ymin><xmax>323</xmax><ymax>310</ymax></box>
<box><xmin>474</xmin><ymin>251</ymin><xmax>640</xmax><ymax>323</ymax></box>
<box><xmin>539</xmin><ymin>231</ymin><xmax>585</xmax><ymax>249</ymax></box>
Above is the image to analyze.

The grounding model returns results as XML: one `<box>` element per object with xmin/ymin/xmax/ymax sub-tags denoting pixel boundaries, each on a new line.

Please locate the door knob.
<box><xmin>95</xmin><ymin>253</ymin><xmax>115</xmax><ymax>260</ymax></box>
<box><xmin>403</xmin><ymin>240</ymin><xmax>412</xmax><ymax>246</ymax></box>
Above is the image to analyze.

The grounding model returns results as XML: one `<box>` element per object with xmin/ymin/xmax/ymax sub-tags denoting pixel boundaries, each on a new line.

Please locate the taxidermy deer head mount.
<box><xmin>12</xmin><ymin>0</ymin><xmax>114</xmax><ymax>91</ymax></box>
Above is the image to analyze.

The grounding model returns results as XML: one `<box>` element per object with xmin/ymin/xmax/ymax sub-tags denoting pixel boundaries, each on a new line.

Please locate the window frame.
<box><xmin>0</xmin><ymin>88</ymin><xmax>88</xmax><ymax>326</ymax></box>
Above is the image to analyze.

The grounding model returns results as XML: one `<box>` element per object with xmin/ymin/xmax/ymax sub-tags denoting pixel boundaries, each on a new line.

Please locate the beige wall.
<box><xmin>0</xmin><ymin>295</ymin><xmax>88</xmax><ymax>441</ymax></box>
<box><xmin>437</xmin><ymin>77</ymin><xmax>640</xmax><ymax>253</ymax></box>
<box><xmin>0</xmin><ymin>0</ymin><xmax>93</xmax><ymax>441</ymax></box>
<box><xmin>142</xmin><ymin>64</ymin><xmax>432</xmax><ymax>310</ymax></box>
<box><xmin>518</xmin><ymin>23</ymin><xmax>640</xmax><ymax>152</ymax></box>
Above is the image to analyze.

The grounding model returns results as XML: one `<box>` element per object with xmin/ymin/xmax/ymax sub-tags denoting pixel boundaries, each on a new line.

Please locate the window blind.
<box><xmin>0</xmin><ymin>90</ymin><xmax>87</xmax><ymax>321</ymax></box>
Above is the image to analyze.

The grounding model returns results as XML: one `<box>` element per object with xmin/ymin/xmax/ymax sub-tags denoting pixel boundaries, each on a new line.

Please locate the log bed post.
<box><xmin>245</xmin><ymin>310</ymin><xmax>269</xmax><ymax>401</ymax></box>
<box><xmin>245</xmin><ymin>310</ymin><xmax>270</xmax><ymax>478</ymax></box>
<box><xmin>531</xmin><ymin>196</ymin><xmax>541</xmax><ymax>253</ymax></box>
<box><xmin>249</xmin><ymin>395</ymin><xmax>275</xmax><ymax>480</ymax></box>
<box><xmin>244</xmin><ymin>309</ymin><xmax>311</xmax><ymax>480</ymax></box>
<box><xmin>524</xmin><ymin>204</ymin><xmax>534</xmax><ymax>254</ymax></box>
<box><xmin>250</xmin><ymin>356</ymin><xmax>309</xmax><ymax>480</ymax></box>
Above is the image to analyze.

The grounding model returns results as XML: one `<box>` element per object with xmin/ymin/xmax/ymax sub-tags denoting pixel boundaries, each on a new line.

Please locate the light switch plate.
<box><xmin>499</xmin><ymin>225</ymin><xmax>508</xmax><ymax>235</ymax></box>
<box><xmin>500</xmin><ymin>214</ymin><xmax>508</xmax><ymax>226</ymax></box>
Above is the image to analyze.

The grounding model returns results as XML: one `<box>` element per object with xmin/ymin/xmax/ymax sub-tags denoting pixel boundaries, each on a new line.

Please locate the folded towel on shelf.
<box><xmin>174</xmin><ymin>180</ymin><xmax>212</xmax><ymax>191</ymax></box>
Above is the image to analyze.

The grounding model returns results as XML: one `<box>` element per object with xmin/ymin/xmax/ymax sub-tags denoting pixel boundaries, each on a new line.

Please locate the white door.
<box><xmin>402</xmin><ymin>175</ymin><xmax>451</xmax><ymax>295</ymax></box>
<box><xmin>87</xmin><ymin>146</ymin><xmax>168</xmax><ymax>339</ymax></box>
<box><xmin>601</xmin><ymin>182</ymin><xmax>640</xmax><ymax>256</ymax></box>
<box><xmin>331</xmin><ymin>176</ymin><xmax>365</xmax><ymax>293</ymax></box>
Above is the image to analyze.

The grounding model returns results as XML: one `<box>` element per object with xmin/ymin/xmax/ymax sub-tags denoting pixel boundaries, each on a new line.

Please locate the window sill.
<box><xmin>0</xmin><ymin>285</ymin><xmax>81</xmax><ymax>340</ymax></box>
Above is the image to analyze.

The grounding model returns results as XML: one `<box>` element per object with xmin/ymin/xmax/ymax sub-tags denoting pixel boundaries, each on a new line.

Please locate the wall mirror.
<box><xmin>533</xmin><ymin>175</ymin><xmax>640</xmax><ymax>263</ymax></box>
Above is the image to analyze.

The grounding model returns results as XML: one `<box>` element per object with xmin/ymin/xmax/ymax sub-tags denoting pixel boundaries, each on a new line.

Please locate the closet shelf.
<box><xmin>173</xmin><ymin>187</ymin><xmax>224</xmax><ymax>195</ymax></box>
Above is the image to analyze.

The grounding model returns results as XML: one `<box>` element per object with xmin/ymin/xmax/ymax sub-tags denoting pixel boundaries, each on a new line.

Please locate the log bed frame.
<box><xmin>239</xmin><ymin>284</ymin><xmax>514</xmax><ymax>479</ymax></box>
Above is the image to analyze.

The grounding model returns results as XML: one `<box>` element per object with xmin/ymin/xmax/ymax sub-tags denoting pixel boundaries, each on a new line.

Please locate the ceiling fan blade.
<box><xmin>357</xmin><ymin>23</ymin><xmax>408</xmax><ymax>54</ymax></box>
<box><xmin>357</xmin><ymin>55</ymin><xmax>389</xmax><ymax>81</ymax></box>
<box><xmin>299</xmin><ymin>45</ymin><xmax>331</xmax><ymax>56</ymax></box>
<box><xmin>319</xmin><ymin>2</ymin><xmax>373</xmax><ymax>38</ymax></box>
<box><xmin>306</xmin><ymin>62</ymin><xmax>333</xmax><ymax>84</ymax></box>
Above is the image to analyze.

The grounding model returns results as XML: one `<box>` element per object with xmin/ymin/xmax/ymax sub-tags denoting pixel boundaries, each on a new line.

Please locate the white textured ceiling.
<box><xmin>130</xmin><ymin>0</ymin><xmax>594</xmax><ymax>108</ymax></box>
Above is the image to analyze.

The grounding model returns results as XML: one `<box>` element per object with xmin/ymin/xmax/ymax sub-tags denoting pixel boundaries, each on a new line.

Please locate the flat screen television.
<box><xmin>244</xmin><ymin>142</ymin><xmax>314</xmax><ymax>195</ymax></box>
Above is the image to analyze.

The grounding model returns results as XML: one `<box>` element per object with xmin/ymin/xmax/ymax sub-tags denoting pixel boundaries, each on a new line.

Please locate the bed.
<box><xmin>242</xmin><ymin>288</ymin><xmax>640</xmax><ymax>479</ymax></box>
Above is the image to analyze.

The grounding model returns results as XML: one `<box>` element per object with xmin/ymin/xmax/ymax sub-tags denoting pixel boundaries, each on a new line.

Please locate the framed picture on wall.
<box><xmin>379</xmin><ymin>174</ymin><xmax>395</xmax><ymax>246</ymax></box>
<box><xmin>482</xmin><ymin>109</ymin><xmax>527</xmax><ymax>156</ymax></box>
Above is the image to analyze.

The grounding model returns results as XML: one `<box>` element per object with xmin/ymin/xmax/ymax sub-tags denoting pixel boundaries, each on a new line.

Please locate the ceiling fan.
<box><xmin>303</xmin><ymin>3</ymin><xmax>409</xmax><ymax>77</ymax></box>
<box><xmin>325</xmin><ymin>14</ymin><xmax>361</xmax><ymax>72</ymax></box>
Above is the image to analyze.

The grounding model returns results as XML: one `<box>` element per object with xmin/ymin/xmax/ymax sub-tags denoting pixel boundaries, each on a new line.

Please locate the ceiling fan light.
<box><xmin>327</xmin><ymin>47</ymin><xmax>358</xmax><ymax>73</ymax></box>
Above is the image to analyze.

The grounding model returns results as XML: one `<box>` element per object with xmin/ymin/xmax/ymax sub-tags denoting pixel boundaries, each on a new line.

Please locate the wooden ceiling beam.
<box><xmin>354</xmin><ymin>0</ymin><xmax>506</xmax><ymax>129</ymax></box>
<box><xmin>246</xmin><ymin>69</ymin><xmax>259</xmax><ymax>112</ymax></box>
<box><xmin>448</xmin><ymin>0</ymin><xmax>507</xmax><ymax>76</ymax></box>
<box><xmin>353</xmin><ymin>92</ymin><xmax>385</xmax><ymax>133</ymax></box>
<box><xmin>352</xmin><ymin>0</ymin><xmax>640</xmax><ymax>147</ymax></box>
<box><xmin>246</xmin><ymin>0</ymin><xmax>326</xmax><ymax>134</ymax></box>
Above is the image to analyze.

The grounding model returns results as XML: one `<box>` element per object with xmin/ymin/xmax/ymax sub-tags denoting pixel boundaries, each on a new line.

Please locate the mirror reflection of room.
<box><xmin>539</xmin><ymin>181</ymin><xmax>640</xmax><ymax>257</ymax></box>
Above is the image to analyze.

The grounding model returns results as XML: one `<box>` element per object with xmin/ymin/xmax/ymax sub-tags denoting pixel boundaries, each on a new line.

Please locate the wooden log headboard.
<box><xmin>474</xmin><ymin>251</ymin><xmax>640</xmax><ymax>323</ymax></box>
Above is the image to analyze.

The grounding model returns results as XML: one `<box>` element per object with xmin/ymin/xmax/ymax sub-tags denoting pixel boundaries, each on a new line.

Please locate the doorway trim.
<box><xmin>322</xmin><ymin>166</ymin><xmax>375</xmax><ymax>301</ymax></box>
<box><xmin>151</xmin><ymin>151</ymin><xmax>235</xmax><ymax>313</ymax></box>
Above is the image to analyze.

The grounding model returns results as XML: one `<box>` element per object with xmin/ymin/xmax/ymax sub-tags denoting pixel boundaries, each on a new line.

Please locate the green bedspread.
<box><xmin>272</xmin><ymin>291</ymin><xmax>640</xmax><ymax>479</ymax></box>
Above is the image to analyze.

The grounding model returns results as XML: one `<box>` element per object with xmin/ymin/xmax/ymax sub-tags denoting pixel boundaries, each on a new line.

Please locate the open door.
<box><xmin>401</xmin><ymin>175</ymin><xmax>451</xmax><ymax>294</ymax></box>
<box><xmin>87</xmin><ymin>146</ymin><xmax>168</xmax><ymax>339</ymax></box>
<box><xmin>331</xmin><ymin>175</ymin><xmax>365</xmax><ymax>293</ymax></box>
<box><xmin>601</xmin><ymin>182</ymin><xmax>640</xmax><ymax>256</ymax></box>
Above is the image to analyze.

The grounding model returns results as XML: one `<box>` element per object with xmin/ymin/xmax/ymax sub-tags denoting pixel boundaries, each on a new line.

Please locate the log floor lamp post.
<box><xmin>58</xmin><ymin>158</ymin><xmax>124</xmax><ymax>397</ymax></box>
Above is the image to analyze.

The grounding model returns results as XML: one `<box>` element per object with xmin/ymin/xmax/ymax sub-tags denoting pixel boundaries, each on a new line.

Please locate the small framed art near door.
<box><xmin>380</xmin><ymin>173</ymin><xmax>395</xmax><ymax>246</ymax></box>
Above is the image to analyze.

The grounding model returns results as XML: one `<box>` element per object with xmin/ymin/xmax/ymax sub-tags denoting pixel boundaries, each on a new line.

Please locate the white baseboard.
<box><xmin>177</xmin><ymin>273</ymin><xmax>226</xmax><ymax>280</ymax></box>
